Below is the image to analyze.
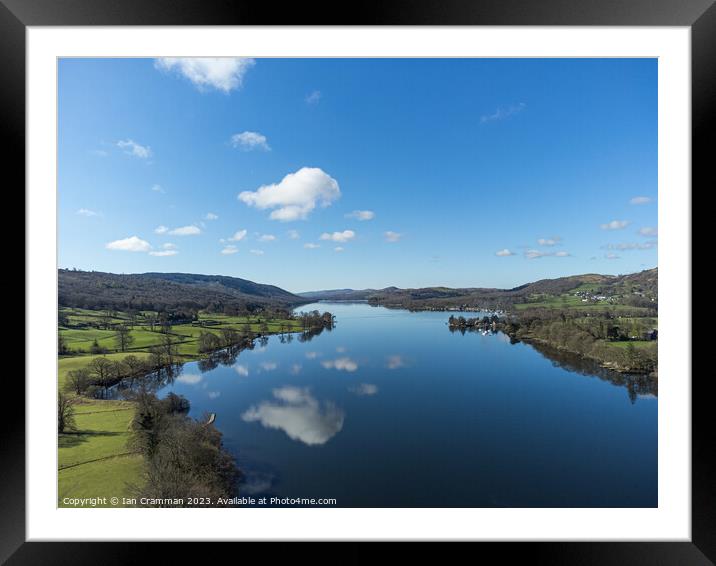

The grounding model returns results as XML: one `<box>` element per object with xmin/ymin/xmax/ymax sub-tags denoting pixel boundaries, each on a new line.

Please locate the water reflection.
<box><xmin>386</xmin><ymin>355</ymin><xmax>406</xmax><ymax>369</ymax></box>
<box><xmin>241</xmin><ymin>386</ymin><xmax>345</xmax><ymax>446</ymax></box>
<box><xmin>349</xmin><ymin>383</ymin><xmax>378</xmax><ymax>396</ymax></box>
<box><xmin>321</xmin><ymin>357</ymin><xmax>359</xmax><ymax>372</ymax></box>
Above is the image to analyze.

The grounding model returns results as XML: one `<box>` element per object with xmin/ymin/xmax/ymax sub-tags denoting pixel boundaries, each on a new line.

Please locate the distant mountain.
<box><xmin>300</xmin><ymin>268</ymin><xmax>657</xmax><ymax>310</ymax></box>
<box><xmin>58</xmin><ymin>269</ymin><xmax>307</xmax><ymax>312</ymax></box>
<box><xmin>298</xmin><ymin>289</ymin><xmax>376</xmax><ymax>301</ymax></box>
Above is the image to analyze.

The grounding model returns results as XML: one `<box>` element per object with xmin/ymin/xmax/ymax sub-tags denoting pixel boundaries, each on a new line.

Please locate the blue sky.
<box><xmin>58</xmin><ymin>58</ymin><xmax>657</xmax><ymax>292</ymax></box>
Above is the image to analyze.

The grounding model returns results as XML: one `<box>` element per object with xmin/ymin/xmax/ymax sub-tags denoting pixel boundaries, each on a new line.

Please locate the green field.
<box><xmin>58</xmin><ymin>399</ymin><xmax>142</xmax><ymax>507</ymax></box>
<box><xmin>58</xmin><ymin>308</ymin><xmax>308</xmax><ymax>507</ymax></box>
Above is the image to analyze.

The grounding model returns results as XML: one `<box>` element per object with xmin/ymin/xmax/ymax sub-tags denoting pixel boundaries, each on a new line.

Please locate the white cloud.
<box><xmin>242</xmin><ymin>387</ymin><xmax>344</xmax><ymax>446</ymax></box>
<box><xmin>149</xmin><ymin>249</ymin><xmax>178</xmax><ymax>257</ymax></box>
<box><xmin>345</xmin><ymin>210</ymin><xmax>375</xmax><ymax>221</ymax></box>
<box><xmin>89</xmin><ymin>149</ymin><xmax>108</xmax><ymax>157</ymax></box>
<box><xmin>321</xmin><ymin>357</ymin><xmax>358</xmax><ymax>372</ymax></box>
<box><xmin>605</xmin><ymin>253</ymin><xmax>620</xmax><ymax>260</ymax></box>
<box><xmin>305</xmin><ymin>90</ymin><xmax>321</xmax><ymax>105</ymax></box>
<box><xmin>228</xmin><ymin>229</ymin><xmax>247</xmax><ymax>242</ymax></box>
<box><xmin>604</xmin><ymin>242</ymin><xmax>657</xmax><ymax>251</ymax></box>
<box><xmin>105</xmin><ymin>236</ymin><xmax>151</xmax><ymax>252</ymax></box>
<box><xmin>168</xmin><ymin>225</ymin><xmax>201</xmax><ymax>236</ymax></box>
<box><xmin>231</xmin><ymin>131</ymin><xmax>270</xmax><ymax>151</ymax></box>
<box><xmin>250</xmin><ymin>249</ymin><xmax>264</xmax><ymax>256</ymax></box>
<box><xmin>639</xmin><ymin>226</ymin><xmax>658</xmax><ymax>237</ymax></box>
<box><xmin>151</xmin><ymin>184</ymin><xmax>166</xmax><ymax>193</ymax></box>
<box><xmin>238</xmin><ymin>167</ymin><xmax>341</xmax><ymax>221</ymax></box>
<box><xmin>525</xmin><ymin>249</ymin><xmax>571</xmax><ymax>259</ymax></box>
<box><xmin>117</xmin><ymin>139</ymin><xmax>151</xmax><ymax>159</ymax></box>
<box><xmin>221</xmin><ymin>245</ymin><xmax>239</xmax><ymax>255</ymax></box>
<box><xmin>260</xmin><ymin>361</ymin><xmax>278</xmax><ymax>371</ymax></box>
<box><xmin>495</xmin><ymin>248</ymin><xmax>515</xmax><ymax>257</ymax></box>
<box><xmin>155</xmin><ymin>57</ymin><xmax>255</xmax><ymax>93</ymax></box>
<box><xmin>204</xmin><ymin>212</ymin><xmax>219</xmax><ymax>220</ymax></box>
<box><xmin>349</xmin><ymin>383</ymin><xmax>378</xmax><ymax>396</ymax></box>
<box><xmin>287</xmin><ymin>229</ymin><xmax>300</xmax><ymax>240</ymax></box>
<box><xmin>320</xmin><ymin>230</ymin><xmax>355</xmax><ymax>243</ymax></box>
<box><xmin>304</xmin><ymin>243</ymin><xmax>320</xmax><ymax>249</ymax></box>
<box><xmin>154</xmin><ymin>225</ymin><xmax>169</xmax><ymax>234</ymax></box>
<box><xmin>384</xmin><ymin>231</ymin><xmax>402</xmax><ymax>243</ymax></box>
<box><xmin>600</xmin><ymin>220</ymin><xmax>630</xmax><ymax>230</ymax></box>
<box><xmin>630</xmin><ymin>196</ymin><xmax>652</xmax><ymax>205</ymax></box>
<box><xmin>208</xmin><ymin>391</ymin><xmax>221</xmax><ymax>399</ymax></box>
<box><xmin>537</xmin><ymin>237</ymin><xmax>561</xmax><ymax>246</ymax></box>
<box><xmin>162</xmin><ymin>242</ymin><xmax>177</xmax><ymax>250</ymax></box>
<box><xmin>77</xmin><ymin>208</ymin><xmax>99</xmax><ymax>217</ymax></box>
<box><xmin>334</xmin><ymin>246</ymin><xmax>344</xmax><ymax>253</ymax></box>
<box><xmin>305</xmin><ymin>351</ymin><xmax>319</xmax><ymax>359</ymax></box>
<box><xmin>259</xmin><ymin>234</ymin><xmax>276</xmax><ymax>242</ymax></box>
<box><xmin>234</xmin><ymin>364</ymin><xmax>249</xmax><ymax>377</ymax></box>
<box><xmin>481</xmin><ymin>102</ymin><xmax>526</xmax><ymax>123</ymax></box>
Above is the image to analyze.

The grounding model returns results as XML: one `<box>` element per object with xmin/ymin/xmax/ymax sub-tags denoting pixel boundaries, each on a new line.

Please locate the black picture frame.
<box><xmin>5</xmin><ymin>0</ymin><xmax>710</xmax><ymax>562</ymax></box>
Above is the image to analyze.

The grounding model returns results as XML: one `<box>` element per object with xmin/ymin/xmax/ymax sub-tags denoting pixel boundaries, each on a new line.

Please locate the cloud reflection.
<box><xmin>321</xmin><ymin>357</ymin><xmax>358</xmax><ymax>372</ymax></box>
<box><xmin>234</xmin><ymin>364</ymin><xmax>250</xmax><ymax>377</ymax></box>
<box><xmin>349</xmin><ymin>383</ymin><xmax>378</xmax><ymax>396</ymax></box>
<box><xmin>241</xmin><ymin>387</ymin><xmax>345</xmax><ymax>446</ymax></box>
<box><xmin>386</xmin><ymin>355</ymin><xmax>406</xmax><ymax>369</ymax></box>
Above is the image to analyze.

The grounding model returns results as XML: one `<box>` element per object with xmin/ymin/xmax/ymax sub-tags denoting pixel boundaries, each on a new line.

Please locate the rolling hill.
<box><xmin>58</xmin><ymin>269</ymin><xmax>307</xmax><ymax>312</ymax></box>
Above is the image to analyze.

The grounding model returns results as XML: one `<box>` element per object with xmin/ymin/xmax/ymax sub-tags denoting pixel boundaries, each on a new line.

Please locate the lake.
<box><xmin>157</xmin><ymin>302</ymin><xmax>657</xmax><ymax>507</ymax></box>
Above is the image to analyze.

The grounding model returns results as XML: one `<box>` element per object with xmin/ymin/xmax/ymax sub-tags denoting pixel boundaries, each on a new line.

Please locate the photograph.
<box><xmin>56</xmin><ymin>56</ymin><xmax>660</xmax><ymax>509</ymax></box>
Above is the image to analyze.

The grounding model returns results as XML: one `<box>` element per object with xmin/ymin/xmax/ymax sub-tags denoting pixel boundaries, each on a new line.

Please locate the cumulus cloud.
<box><xmin>537</xmin><ymin>237</ymin><xmax>561</xmax><ymax>246</ymax></box>
<box><xmin>334</xmin><ymin>246</ymin><xmax>344</xmax><ymax>253</ymax></box>
<box><xmin>320</xmin><ymin>230</ymin><xmax>355</xmax><ymax>243</ymax></box>
<box><xmin>525</xmin><ymin>249</ymin><xmax>571</xmax><ymax>259</ymax></box>
<box><xmin>495</xmin><ymin>248</ymin><xmax>515</xmax><ymax>257</ymax></box>
<box><xmin>481</xmin><ymin>102</ymin><xmax>526</xmax><ymax>123</ymax></box>
<box><xmin>149</xmin><ymin>249</ymin><xmax>178</xmax><ymax>257</ymax></box>
<box><xmin>345</xmin><ymin>210</ymin><xmax>375</xmax><ymax>221</ymax></box>
<box><xmin>241</xmin><ymin>387</ymin><xmax>344</xmax><ymax>446</ymax></box>
<box><xmin>349</xmin><ymin>383</ymin><xmax>378</xmax><ymax>396</ymax></box>
<box><xmin>155</xmin><ymin>57</ymin><xmax>255</xmax><ymax>93</ymax></box>
<box><xmin>604</xmin><ymin>242</ymin><xmax>657</xmax><ymax>251</ymax></box>
<box><xmin>321</xmin><ymin>357</ymin><xmax>358</xmax><ymax>372</ymax></box>
<box><xmin>600</xmin><ymin>220</ymin><xmax>630</xmax><ymax>230</ymax></box>
<box><xmin>639</xmin><ymin>226</ymin><xmax>658</xmax><ymax>237</ymax></box>
<box><xmin>168</xmin><ymin>225</ymin><xmax>201</xmax><ymax>236</ymax></box>
<box><xmin>105</xmin><ymin>236</ymin><xmax>151</xmax><ymax>252</ymax></box>
<box><xmin>250</xmin><ymin>249</ymin><xmax>264</xmax><ymax>256</ymax></box>
<box><xmin>287</xmin><ymin>229</ymin><xmax>300</xmax><ymax>240</ymax></box>
<box><xmin>154</xmin><ymin>225</ymin><xmax>169</xmax><ymax>234</ymax></box>
<box><xmin>258</xmin><ymin>234</ymin><xmax>276</xmax><ymax>242</ymax></box>
<box><xmin>234</xmin><ymin>364</ymin><xmax>249</xmax><ymax>377</ymax></box>
<box><xmin>304</xmin><ymin>243</ymin><xmax>320</xmax><ymax>249</ymax></box>
<box><xmin>231</xmin><ymin>131</ymin><xmax>270</xmax><ymax>151</ymax></box>
<box><xmin>384</xmin><ymin>231</ymin><xmax>402</xmax><ymax>243</ymax></box>
<box><xmin>630</xmin><ymin>196</ymin><xmax>652</xmax><ymax>205</ymax></box>
<box><xmin>305</xmin><ymin>90</ymin><xmax>321</xmax><ymax>105</ymax></box>
<box><xmin>605</xmin><ymin>253</ymin><xmax>620</xmax><ymax>260</ymax></box>
<box><xmin>77</xmin><ymin>208</ymin><xmax>99</xmax><ymax>217</ymax></box>
<box><xmin>204</xmin><ymin>212</ymin><xmax>219</xmax><ymax>220</ymax></box>
<box><xmin>238</xmin><ymin>167</ymin><xmax>341</xmax><ymax>221</ymax></box>
<box><xmin>228</xmin><ymin>229</ymin><xmax>247</xmax><ymax>242</ymax></box>
<box><xmin>221</xmin><ymin>245</ymin><xmax>239</xmax><ymax>255</ymax></box>
<box><xmin>117</xmin><ymin>139</ymin><xmax>151</xmax><ymax>159</ymax></box>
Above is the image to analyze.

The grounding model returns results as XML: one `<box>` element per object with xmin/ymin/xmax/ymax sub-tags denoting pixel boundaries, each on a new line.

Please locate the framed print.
<box><xmin>5</xmin><ymin>0</ymin><xmax>712</xmax><ymax>561</ymax></box>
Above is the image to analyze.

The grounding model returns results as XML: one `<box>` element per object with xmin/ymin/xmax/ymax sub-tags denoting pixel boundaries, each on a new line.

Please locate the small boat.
<box><xmin>204</xmin><ymin>413</ymin><xmax>216</xmax><ymax>426</ymax></box>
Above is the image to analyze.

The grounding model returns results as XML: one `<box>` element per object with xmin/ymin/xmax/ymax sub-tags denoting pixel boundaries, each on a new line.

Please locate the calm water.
<box><xmin>157</xmin><ymin>302</ymin><xmax>657</xmax><ymax>507</ymax></box>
